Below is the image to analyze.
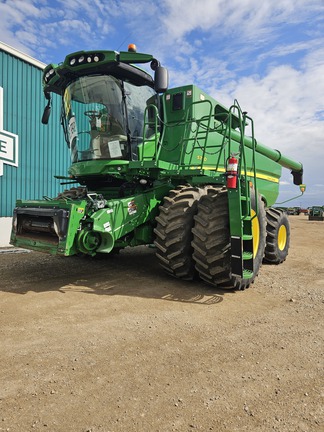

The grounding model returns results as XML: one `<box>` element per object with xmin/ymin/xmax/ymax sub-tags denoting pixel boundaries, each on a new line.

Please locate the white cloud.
<box><xmin>160</xmin><ymin>0</ymin><xmax>324</xmax><ymax>42</ymax></box>
<box><xmin>0</xmin><ymin>0</ymin><xmax>54</xmax><ymax>55</ymax></box>
<box><xmin>160</xmin><ymin>0</ymin><xmax>222</xmax><ymax>40</ymax></box>
<box><xmin>279</xmin><ymin>180</ymin><xmax>290</xmax><ymax>186</ymax></box>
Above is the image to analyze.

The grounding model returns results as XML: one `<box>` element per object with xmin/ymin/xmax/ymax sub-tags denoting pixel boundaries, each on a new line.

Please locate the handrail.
<box><xmin>179</xmin><ymin>100</ymin><xmax>213</xmax><ymax>169</ymax></box>
<box><xmin>142</xmin><ymin>104</ymin><xmax>160</xmax><ymax>160</ymax></box>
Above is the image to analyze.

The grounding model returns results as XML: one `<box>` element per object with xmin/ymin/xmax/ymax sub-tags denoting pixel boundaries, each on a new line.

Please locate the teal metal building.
<box><xmin>0</xmin><ymin>42</ymin><xmax>70</xmax><ymax>245</ymax></box>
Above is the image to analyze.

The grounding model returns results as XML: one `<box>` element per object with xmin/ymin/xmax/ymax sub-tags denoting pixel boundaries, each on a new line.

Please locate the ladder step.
<box><xmin>243</xmin><ymin>251</ymin><xmax>253</xmax><ymax>260</ymax></box>
<box><xmin>243</xmin><ymin>269</ymin><xmax>253</xmax><ymax>279</ymax></box>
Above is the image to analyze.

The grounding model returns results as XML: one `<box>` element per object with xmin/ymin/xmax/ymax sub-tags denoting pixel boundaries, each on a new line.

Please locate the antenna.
<box><xmin>116</xmin><ymin>32</ymin><xmax>133</xmax><ymax>51</ymax></box>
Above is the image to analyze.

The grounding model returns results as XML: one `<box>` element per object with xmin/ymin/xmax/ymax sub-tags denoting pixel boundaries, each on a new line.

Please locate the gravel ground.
<box><xmin>0</xmin><ymin>215</ymin><xmax>323</xmax><ymax>432</ymax></box>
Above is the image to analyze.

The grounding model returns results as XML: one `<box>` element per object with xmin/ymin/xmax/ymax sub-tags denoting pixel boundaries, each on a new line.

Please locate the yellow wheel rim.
<box><xmin>278</xmin><ymin>224</ymin><xmax>287</xmax><ymax>251</ymax></box>
<box><xmin>251</xmin><ymin>209</ymin><xmax>260</xmax><ymax>258</ymax></box>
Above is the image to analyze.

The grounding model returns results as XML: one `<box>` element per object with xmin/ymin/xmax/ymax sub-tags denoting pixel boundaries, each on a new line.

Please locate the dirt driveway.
<box><xmin>0</xmin><ymin>215</ymin><xmax>323</xmax><ymax>432</ymax></box>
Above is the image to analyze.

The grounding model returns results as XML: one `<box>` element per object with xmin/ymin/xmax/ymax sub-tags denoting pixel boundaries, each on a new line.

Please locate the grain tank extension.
<box><xmin>10</xmin><ymin>45</ymin><xmax>304</xmax><ymax>290</ymax></box>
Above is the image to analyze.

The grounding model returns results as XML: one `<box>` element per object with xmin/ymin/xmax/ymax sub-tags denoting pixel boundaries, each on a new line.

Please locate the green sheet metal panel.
<box><xmin>0</xmin><ymin>46</ymin><xmax>70</xmax><ymax>217</ymax></box>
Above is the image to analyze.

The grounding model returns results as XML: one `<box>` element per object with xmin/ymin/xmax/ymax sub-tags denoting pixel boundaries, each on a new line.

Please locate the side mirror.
<box><xmin>154</xmin><ymin>66</ymin><xmax>169</xmax><ymax>93</ymax></box>
<box><xmin>41</xmin><ymin>104</ymin><xmax>51</xmax><ymax>124</ymax></box>
<box><xmin>42</xmin><ymin>92</ymin><xmax>52</xmax><ymax>125</ymax></box>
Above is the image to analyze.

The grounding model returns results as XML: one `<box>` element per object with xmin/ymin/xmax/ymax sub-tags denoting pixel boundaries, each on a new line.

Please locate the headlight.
<box><xmin>68</xmin><ymin>53</ymin><xmax>103</xmax><ymax>67</ymax></box>
<box><xmin>43</xmin><ymin>68</ymin><xmax>55</xmax><ymax>83</ymax></box>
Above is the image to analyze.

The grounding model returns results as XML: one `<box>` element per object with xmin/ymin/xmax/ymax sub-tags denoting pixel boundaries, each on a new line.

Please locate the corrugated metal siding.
<box><xmin>0</xmin><ymin>48</ymin><xmax>70</xmax><ymax>217</ymax></box>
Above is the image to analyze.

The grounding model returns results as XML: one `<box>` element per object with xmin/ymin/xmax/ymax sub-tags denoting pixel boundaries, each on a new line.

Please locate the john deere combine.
<box><xmin>10</xmin><ymin>45</ymin><xmax>304</xmax><ymax>290</ymax></box>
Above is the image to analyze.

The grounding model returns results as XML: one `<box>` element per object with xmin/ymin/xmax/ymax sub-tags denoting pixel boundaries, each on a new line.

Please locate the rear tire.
<box><xmin>192</xmin><ymin>186</ymin><xmax>266</xmax><ymax>290</ymax></box>
<box><xmin>264</xmin><ymin>208</ymin><xmax>290</xmax><ymax>264</ymax></box>
<box><xmin>154</xmin><ymin>185</ymin><xmax>206</xmax><ymax>280</ymax></box>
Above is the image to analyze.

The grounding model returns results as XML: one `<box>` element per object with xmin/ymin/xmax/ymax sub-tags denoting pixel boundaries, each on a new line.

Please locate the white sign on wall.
<box><xmin>0</xmin><ymin>87</ymin><xmax>19</xmax><ymax>176</ymax></box>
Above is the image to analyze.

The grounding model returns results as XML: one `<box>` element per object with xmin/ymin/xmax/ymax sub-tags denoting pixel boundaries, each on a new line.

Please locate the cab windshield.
<box><xmin>62</xmin><ymin>75</ymin><xmax>156</xmax><ymax>162</ymax></box>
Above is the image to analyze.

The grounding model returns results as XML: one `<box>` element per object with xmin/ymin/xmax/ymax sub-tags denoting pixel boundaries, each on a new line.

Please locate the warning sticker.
<box><xmin>68</xmin><ymin>116</ymin><xmax>77</xmax><ymax>145</ymax></box>
<box><xmin>104</xmin><ymin>221</ymin><xmax>112</xmax><ymax>232</ymax></box>
<box><xmin>128</xmin><ymin>200</ymin><xmax>137</xmax><ymax>215</ymax></box>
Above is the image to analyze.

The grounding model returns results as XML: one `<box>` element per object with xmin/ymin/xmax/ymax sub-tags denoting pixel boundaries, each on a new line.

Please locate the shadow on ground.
<box><xmin>0</xmin><ymin>247</ymin><xmax>234</xmax><ymax>305</ymax></box>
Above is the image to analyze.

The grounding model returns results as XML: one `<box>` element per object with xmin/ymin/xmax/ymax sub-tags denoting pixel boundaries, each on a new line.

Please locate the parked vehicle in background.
<box><xmin>308</xmin><ymin>206</ymin><xmax>324</xmax><ymax>221</ymax></box>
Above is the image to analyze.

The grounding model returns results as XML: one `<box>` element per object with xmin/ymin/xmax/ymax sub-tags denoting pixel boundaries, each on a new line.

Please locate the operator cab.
<box><xmin>42</xmin><ymin>47</ymin><xmax>168</xmax><ymax>165</ymax></box>
<box><xmin>61</xmin><ymin>75</ymin><xmax>157</xmax><ymax>163</ymax></box>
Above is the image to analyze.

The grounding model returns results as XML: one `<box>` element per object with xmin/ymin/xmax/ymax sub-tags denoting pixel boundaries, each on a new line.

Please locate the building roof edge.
<box><xmin>0</xmin><ymin>41</ymin><xmax>46</xmax><ymax>70</ymax></box>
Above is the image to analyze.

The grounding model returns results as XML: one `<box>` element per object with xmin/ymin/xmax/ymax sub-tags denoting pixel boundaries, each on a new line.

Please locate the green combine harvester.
<box><xmin>10</xmin><ymin>44</ymin><xmax>304</xmax><ymax>290</ymax></box>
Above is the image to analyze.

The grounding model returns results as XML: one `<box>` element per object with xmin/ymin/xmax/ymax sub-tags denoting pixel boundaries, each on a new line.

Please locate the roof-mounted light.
<box><xmin>68</xmin><ymin>53</ymin><xmax>103</xmax><ymax>67</ymax></box>
<box><xmin>43</xmin><ymin>67</ymin><xmax>56</xmax><ymax>83</ymax></box>
<box><xmin>128</xmin><ymin>43</ymin><xmax>137</xmax><ymax>52</ymax></box>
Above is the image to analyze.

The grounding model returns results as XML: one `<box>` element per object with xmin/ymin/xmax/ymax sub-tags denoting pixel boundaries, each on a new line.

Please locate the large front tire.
<box><xmin>192</xmin><ymin>187</ymin><xmax>266</xmax><ymax>290</ymax></box>
<box><xmin>154</xmin><ymin>185</ymin><xmax>206</xmax><ymax>280</ymax></box>
<box><xmin>264</xmin><ymin>208</ymin><xmax>290</xmax><ymax>264</ymax></box>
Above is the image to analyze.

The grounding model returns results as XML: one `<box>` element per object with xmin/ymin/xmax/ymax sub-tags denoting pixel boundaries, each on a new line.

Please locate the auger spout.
<box><xmin>229</xmin><ymin>128</ymin><xmax>303</xmax><ymax>185</ymax></box>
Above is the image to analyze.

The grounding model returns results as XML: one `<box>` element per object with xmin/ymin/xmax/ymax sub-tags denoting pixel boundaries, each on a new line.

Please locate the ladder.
<box><xmin>225</xmin><ymin>103</ymin><xmax>258</xmax><ymax>279</ymax></box>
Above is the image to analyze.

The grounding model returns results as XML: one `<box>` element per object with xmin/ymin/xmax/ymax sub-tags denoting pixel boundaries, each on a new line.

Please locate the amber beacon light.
<box><xmin>128</xmin><ymin>43</ymin><xmax>137</xmax><ymax>52</ymax></box>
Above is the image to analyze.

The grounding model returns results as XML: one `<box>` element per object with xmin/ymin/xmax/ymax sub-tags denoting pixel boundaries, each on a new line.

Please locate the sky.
<box><xmin>1</xmin><ymin>0</ymin><xmax>324</xmax><ymax>207</ymax></box>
